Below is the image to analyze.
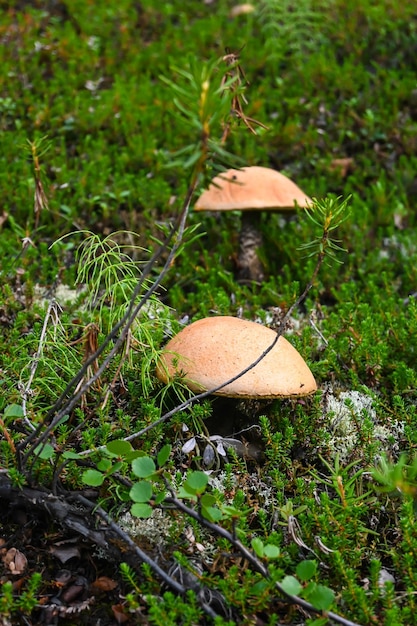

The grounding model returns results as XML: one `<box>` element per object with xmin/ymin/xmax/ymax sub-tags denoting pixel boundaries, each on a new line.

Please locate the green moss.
<box><xmin>2</xmin><ymin>1</ymin><xmax>417</xmax><ymax>623</ymax></box>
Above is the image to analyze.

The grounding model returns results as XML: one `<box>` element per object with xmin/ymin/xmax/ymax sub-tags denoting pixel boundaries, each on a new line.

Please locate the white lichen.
<box><xmin>209</xmin><ymin>471</ymin><xmax>277</xmax><ymax>510</ymax></box>
<box><xmin>323</xmin><ymin>386</ymin><xmax>404</xmax><ymax>461</ymax></box>
<box><xmin>33</xmin><ymin>283</ymin><xmax>86</xmax><ymax>307</ymax></box>
<box><xmin>118</xmin><ymin>508</ymin><xmax>173</xmax><ymax>546</ymax></box>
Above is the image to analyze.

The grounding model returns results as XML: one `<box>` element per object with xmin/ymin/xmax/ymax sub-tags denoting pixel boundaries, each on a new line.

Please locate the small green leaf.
<box><xmin>201</xmin><ymin>493</ymin><xmax>216</xmax><ymax>508</ymax></box>
<box><xmin>33</xmin><ymin>443</ymin><xmax>55</xmax><ymax>460</ymax></box>
<box><xmin>125</xmin><ymin>450</ymin><xmax>146</xmax><ymax>461</ymax></box>
<box><xmin>296</xmin><ymin>559</ymin><xmax>317</xmax><ymax>582</ymax></box>
<box><xmin>263</xmin><ymin>544</ymin><xmax>280</xmax><ymax>559</ymax></box>
<box><xmin>62</xmin><ymin>451</ymin><xmax>82</xmax><ymax>460</ymax></box>
<box><xmin>154</xmin><ymin>492</ymin><xmax>167</xmax><ymax>505</ymax></box>
<box><xmin>293</xmin><ymin>504</ymin><xmax>308</xmax><ymax>516</ymax></box>
<box><xmin>183</xmin><ymin>471</ymin><xmax>209</xmax><ymax>495</ymax></box>
<box><xmin>305</xmin><ymin>618</ymin><xmax>330</xmax><ymax>626</ymax></box>
<box><xmin>130</xmin><ymin>481</ymin><xmax>153</xmax><ymax>503</ymax></box>
<box><xmin>97</xmin><ymin>458</ymin><xmax>112</xmax><ymax>472</ymax></box>
<box><xmin>132</xmin><ymin>456</ymin><xmax>156</xmax><ymax>478</ymax></box>
<box><xmin>303</xmin><ymin>582</ymin><xmax>335</xmax><ymax>611</ymax></box>
<box><xmin>221</xmin><ymin>505</ymin><xmax>244</xmax><ymax>519</ymax></box>
<box><xmin>251</xmin><ymin>537</ymin><xmax>264</xmax><ymax>558</ymax></box>
<box><xmin>177</xmin><ymin>486</ymin><xmax>197</xmax><ymax>500</ymax></box>
<box><xmin>251</xmin><ymin>580</ymin><xmax>269</xmax><ymax>596</ymax></box>
<box><xmin>107</xmin><ymin>461</ymin><xmax>123</xmax><ymax>475</ymax></box>
<box><xmin>280</xmin><ymin>575</ymin><xmax>302</xmax><ymax>596</ymax></box>
<box><xmin>157</xmin><ymin>444</ymin><xmax>172</xmax><ymax>468</ymax></box>
<box><xmin>4</xmin><ymin>404</ymin><xmax>24</xmax><ymax>419</ymax></box>
<box><xmin>82</xmin><ymin>469</ymin><xmax>105</xmax><ymax>486</ymax></box>
<box><xmin>131</xmin><ymin>503</ymin><xmax>153</xmax><ymax>518</ymax></box>
<box><xmin>106</xmin><ymin>439</ymin><xmax>133</xmax><ymax>457</ymax></box>
<box><xmin>202</xmin><ymin>506</ymin><xmax>223</xmax><ymax>522</ymax></box>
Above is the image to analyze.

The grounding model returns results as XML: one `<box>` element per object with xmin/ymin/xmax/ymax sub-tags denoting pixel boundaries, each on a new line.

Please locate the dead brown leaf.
<box><xmin>2</xmin><ymin>547</ymin><xmax>28</xmax><ymax>575</ymax></box>
<box><xmin>112</xmin><ymin>603</ymin><xmax>130</xmax><ymax>624</ymax></box>
<box><xmin>329</xmin><ymin>157</ymin><xmax>355</xmax><ymax>178</ymax></box>
<box><xmin>91</xmin><ymin>576</ymin><xmax>118</xmax><ymax>592</ymax></box>
<box><xmin>50</xmin><ymin>543</ymin><xmax>81</xmax><ymax>563</ymax></box>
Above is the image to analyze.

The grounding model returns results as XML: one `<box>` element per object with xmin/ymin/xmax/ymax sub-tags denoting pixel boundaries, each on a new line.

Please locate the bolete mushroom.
<box><xmin>195</xmin><ymin>166</ymin><xmax>312</xmax><ymax>282</ymax></box>
<box><xmin>156</xmin><ymin>316</ymin><xmax>317</xmax><ymax>399</ymax></box>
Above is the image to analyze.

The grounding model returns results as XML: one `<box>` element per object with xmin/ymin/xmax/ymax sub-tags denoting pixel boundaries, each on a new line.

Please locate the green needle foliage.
<box><xmin>0</xmin><ymin>573</ymin><xmax>43</xmax><ymax>621</ymax></box>
<box><xmin>160</xmin><ymin>56</ymin><xmax>238</xmax><ymax>173</ymax></box>
<box><xmin>298</xmin><ymin>195</ymin><xmax>351</xmax><ymax>264</ymax></box>
<box><xmin>258</xmin><ymin>0</ymin><xmax>331</xmax><ymax>70</ymax></box>
<box><xmin>372</xmin><ymin>453</ymin><xmax>417</xmax><ymax>497</ymax></box>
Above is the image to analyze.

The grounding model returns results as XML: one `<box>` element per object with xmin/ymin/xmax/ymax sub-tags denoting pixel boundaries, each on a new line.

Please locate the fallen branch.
<box><xmin>164</xmin><ymin>489</ymin><xmax>363</xmax><ymax>626</ymax></box>
<box><xmin>0</xmin><ymin>477</ymin><xmax>228</xmax><ymax>621</ymax></box>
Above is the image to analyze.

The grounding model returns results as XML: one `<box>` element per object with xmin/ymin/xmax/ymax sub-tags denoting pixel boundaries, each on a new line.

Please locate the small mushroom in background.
<box><xmin>229</xmin><ymin>4</ymin><xmax>255</xmax><ymax>18</ymax></box>
<box><xmin>156</xmin><ymin>316</ymin><xmax>317</xmax><ymax>400</ymax></box>
<box><xmin>195</xmin><ymin>166</ymin><xmax>312</xmax><ymax>282</ymax></box>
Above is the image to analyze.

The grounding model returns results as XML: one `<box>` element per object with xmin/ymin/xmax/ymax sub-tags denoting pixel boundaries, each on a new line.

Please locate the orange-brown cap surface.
<box><xmin>195</xmin><ymin>166</ymin><xmax>311</xmax><ymax>212</ymax></box>
<box><xmin>156</xmin><ymin>316</ymin><xmax>317</xmax><ymax>398</ymax></box>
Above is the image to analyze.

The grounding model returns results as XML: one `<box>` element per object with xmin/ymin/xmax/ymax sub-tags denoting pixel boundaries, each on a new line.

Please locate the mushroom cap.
<box><xmin>195</xmin><ymin>166</ymin><xmax>312</xmax><ymax>212</ymax></box>
<box><xmin>156</xmin><ymin>316</ymin><xmax>317</xmax><ymax>399</ymax></box>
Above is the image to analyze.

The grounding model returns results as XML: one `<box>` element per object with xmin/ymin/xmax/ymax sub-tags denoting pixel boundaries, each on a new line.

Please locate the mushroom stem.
<box><xmin>194</xmin><ymin>167</ymin><xmax>312</xmax><ymax>283</ymax></box>
<box><xmin>237</xmin><ymin>211</ymin><xmax>264</xmax><ymax>282</ymax></box>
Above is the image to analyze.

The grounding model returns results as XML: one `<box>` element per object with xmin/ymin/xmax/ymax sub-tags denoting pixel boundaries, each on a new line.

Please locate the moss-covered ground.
<box><xmin>1</xmin><ymin>1</ymin><xmax>417</xmax><ymax>624</ymax></box>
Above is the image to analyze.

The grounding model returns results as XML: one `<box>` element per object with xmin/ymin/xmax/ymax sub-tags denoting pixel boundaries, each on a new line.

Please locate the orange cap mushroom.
<box><xmin>156</xmin><ymin>316</ymin><xmax>317</xmax><ymax>399</ymax></box>
<box><xmin>195</xmin><ymin>166</ymin><xmax>312</xmax><ymax>282</ymax></box>
<box><xmin>195</xmin><ymin>166</ymin><xmax>311</xmax><ymax>213</ymax></box>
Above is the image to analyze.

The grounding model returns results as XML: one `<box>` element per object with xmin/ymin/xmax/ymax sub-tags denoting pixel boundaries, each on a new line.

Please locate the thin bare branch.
<box><xmin>164</xmin><ymin>491</ymin><xmax>363</xmax><ymax>626</ymax></box>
